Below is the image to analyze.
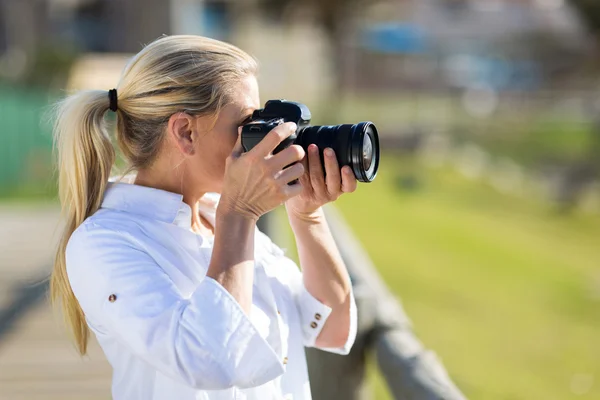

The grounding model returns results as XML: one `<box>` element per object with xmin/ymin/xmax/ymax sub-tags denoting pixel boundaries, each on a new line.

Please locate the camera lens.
<box><xmin>349</xmin><ymin>122</ymin><xmax>379</xmax><ymax>182</ymax></box>
<box><xmin>362</xmin><ymin>133</ymin><xmax>373</xmax><ymax>171</ymax></box>
<box><xmin>295</xmin><ymin>121</ymin><xmax>379</xmax><ymax>182</ymax></box>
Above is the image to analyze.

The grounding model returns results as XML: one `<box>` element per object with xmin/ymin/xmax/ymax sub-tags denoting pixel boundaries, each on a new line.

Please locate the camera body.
<box><xmin>241</xmin><ymin>99</ymin><xmax>380</xmax><ymax>183</ymax></box>
<box><xmin>241</xmin><ymin>100</ymin><xmax>311</xmax><ymax>155</ymax></box>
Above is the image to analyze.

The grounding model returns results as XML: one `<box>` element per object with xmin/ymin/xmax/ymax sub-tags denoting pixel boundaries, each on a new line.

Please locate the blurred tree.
<box><xmin>569</xmin><ymin>0</ymin><xmax>600</xmax><ymax>39</ymax></box>
<box><xmin>258</xmin><ymin>0</ymin><xmax>378</xmax><ymax>94</ymax></box>
<box><xmin>557</xmin><ymin>2</ymin><xmax>600</xmax><ymax>210</ymax></box>
<box><xmin>22</xmin><ymin>43</ymin><xmax>79</xmax><ymax>89</ymax></box>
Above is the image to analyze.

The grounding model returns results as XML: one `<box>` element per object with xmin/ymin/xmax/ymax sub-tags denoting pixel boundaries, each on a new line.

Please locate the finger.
<box><xmin>282</xmin><ymin>180</ymin><xmax>304</xmax><ymax>199</ymax></box>
<box><xmin>231</xmin><ymin>127</ymin><xmax>245</xmax><ymax>158</ymax></box>
<box><xmin>251</xmin><ymin>122</ymin><xmax>297</xmax><ymax>157</ymax></box>
<box><xmin>308</xmin><ymin>144</ymin><xmax>327</xmax><ymax>197</ymax></box>
<box><xmin>275</xmin><ymin>162</ymin><xmax>305</xmax><ymax>184</ymax></box>
<box><xmin>341</xmin><ymin>165</ymin><xmax>357</xmax><ymax>193</ymax></box>
<box><xmin>268</xmin><ymin>145</ymin><xmax>305</xmax><ymax>170</ymax></box>
<box><xmin>323</xmin><ymin>148</ymin><xmax>342</xmax><ymax>197</ymax></box>
<box><xmin>297</xmin><ymin>155</ymin><xmax>313</xmax><ymax>195</ymax></box>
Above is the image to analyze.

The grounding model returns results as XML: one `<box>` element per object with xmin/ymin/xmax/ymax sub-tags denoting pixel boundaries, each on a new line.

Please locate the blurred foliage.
<box><xmin>0</xmin><ymin>41</ymin><xmax>79</xmax><ymax>90</ymax></box>
<box><xmin>330</xmin><ymin>92</ymin><xmax>596</xmax><ymax>169</ymax></box>
<box><xmin>22</xmin><ymin>42</ymin><xmax>79</xmax><ymax>90</ymax></box>
<box><xmin>455</xmin><ymin>120</ymin><xmax>595</xmax><ymax>167</ymax></box>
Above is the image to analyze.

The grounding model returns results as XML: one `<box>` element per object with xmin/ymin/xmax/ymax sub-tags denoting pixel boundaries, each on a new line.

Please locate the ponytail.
<box><xmin>51</xmin><ymin>90</ymin><xmax>115</xmax><ymax>355</ymax></box>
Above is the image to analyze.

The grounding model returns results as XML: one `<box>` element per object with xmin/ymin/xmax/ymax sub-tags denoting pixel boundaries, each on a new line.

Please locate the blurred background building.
<box><xmin>1</xmin><ymin>0</ymin><xmax>599</xmax><ymax>399</ymax></box>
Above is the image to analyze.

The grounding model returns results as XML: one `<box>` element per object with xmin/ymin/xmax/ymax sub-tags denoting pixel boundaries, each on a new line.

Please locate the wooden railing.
<box><xmin>260</xmin><ymin>208</ymin><xmax>467</xmax><ymax>400</ymax></box>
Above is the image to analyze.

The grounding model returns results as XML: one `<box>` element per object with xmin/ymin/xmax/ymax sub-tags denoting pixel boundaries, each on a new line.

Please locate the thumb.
<box><xmin>231</xmin><ymin>126</ymin><xmax>245</xmax><ymax>158</ymax></box>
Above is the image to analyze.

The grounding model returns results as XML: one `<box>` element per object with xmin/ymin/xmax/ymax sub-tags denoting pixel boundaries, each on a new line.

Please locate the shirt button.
<box><xmin>315</xmin><ymin>313</ymin><xmax>322</xmax><ymax>321</ymax></box>
<box><xmin>277</xmin><ymin>310</ymin><xmax>281</xmax><ymax>315</ymax></box>
<box><xmin>283</xmin><ymin>357</ymin><xmax>288</xmax><ymax>365</ymax></box>
<box><xmin>310</xmin><ymin>321</ymin><xmax>318</xmax><ymax>329</ymax></box>
<box><xmin>108</xmin><ymin>294</ymin><xmax>117</xmax><ymax>303</ymax></box>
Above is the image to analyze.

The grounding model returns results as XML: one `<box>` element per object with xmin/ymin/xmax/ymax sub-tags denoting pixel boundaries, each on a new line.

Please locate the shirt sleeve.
<box><xmin>257</xmin><ymin>229</ymin><xmax>357</xmax><ymax>355</ymax></box>
<box><xmin>66</xmin><ymin>223</ymin><xmax>284</xmax><ymax>390</ymax></box>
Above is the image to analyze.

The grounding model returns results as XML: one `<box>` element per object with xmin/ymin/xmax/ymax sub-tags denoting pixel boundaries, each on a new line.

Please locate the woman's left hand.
<box><xmin>285</xmin><ymin>144</ymin><xmax>357</xmax><ymax>219</ymax></box>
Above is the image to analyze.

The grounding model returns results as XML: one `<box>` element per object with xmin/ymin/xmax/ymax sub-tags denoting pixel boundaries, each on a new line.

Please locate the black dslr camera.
<box><xmin>240</xmin><ymin>100</ymin><xmax>379</xmax><ymax>182</ymax></box>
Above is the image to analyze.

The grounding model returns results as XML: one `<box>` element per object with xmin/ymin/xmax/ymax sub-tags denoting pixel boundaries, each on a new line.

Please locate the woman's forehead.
<box><xmin>221</xmin><ymin>76</ymin><xmax>259</xmax><ymax>118</ymax></box>
<box><xmin>237</xmin><ymin>75</ymin><xmax>260</xmax><ymax>110</ymax></box>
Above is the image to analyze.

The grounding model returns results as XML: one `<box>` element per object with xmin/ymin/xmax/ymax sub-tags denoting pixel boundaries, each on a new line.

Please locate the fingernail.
<box><xmin>325</xmin><ymin>148</ymin><xmax>334</xmax><ymax>157</ymax></box>
<box><xmin>310</xmin><ymin>145</ymin><xmax>318</xmax><ymax>153</ymax></box>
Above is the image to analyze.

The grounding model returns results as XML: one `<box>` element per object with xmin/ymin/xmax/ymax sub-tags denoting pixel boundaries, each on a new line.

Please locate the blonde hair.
<box><xmin>51</xmin><ymin>35</ymin><xmax>257</xmax><ymax>355</ymax></box>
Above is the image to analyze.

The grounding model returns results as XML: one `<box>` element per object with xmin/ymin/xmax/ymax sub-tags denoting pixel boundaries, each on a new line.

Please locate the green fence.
<box><xmin>0</xmin><ymin>86</ymin><xmax>56</xmax><ymax>198</ymax></box>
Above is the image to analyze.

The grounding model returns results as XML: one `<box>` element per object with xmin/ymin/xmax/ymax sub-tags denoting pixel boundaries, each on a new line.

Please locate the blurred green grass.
<box><xmin>329</xmin><ymin>152</ymin><xmax>600</xmax><ymax>399</ymax></box>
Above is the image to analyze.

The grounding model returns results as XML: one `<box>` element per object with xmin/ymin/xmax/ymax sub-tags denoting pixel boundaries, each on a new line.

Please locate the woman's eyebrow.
<box><xmin>239</xmin><ymin>108</ymin><xmax>254</xmax><ymax>123</ymax></box>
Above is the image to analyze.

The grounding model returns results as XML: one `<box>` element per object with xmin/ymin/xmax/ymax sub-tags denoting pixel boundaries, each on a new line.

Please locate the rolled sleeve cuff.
<box><xmin>317</xmin><ymin>289</ymin><xmax>357</xmax><ymax>355</ymax></box>
<box><xmin>298</xmin><ymin>284</ymin><xmax>333</xmax><ymax>348</ymax></box>
<box><xmin>194</xmin><ymin>277</ymin><xmax>285</xmax><ymax>388</ymax></box>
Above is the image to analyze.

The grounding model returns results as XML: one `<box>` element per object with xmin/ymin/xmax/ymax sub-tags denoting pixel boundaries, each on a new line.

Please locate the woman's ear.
<box><xmin>167</xmin><ymin>113</ymin><xmax>197</xmax><ymax>156</ymax></box>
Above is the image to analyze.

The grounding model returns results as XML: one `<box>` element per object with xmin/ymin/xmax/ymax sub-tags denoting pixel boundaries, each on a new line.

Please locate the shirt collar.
<box><xmin>101</xmin><ymin>182</ymin><xmax>219</xmax><ymax>230</ymax></box>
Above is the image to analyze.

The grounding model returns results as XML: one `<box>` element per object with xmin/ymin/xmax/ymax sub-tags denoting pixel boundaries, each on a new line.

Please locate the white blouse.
<box><xmin>66</xmin><ymin>182</ymin><xmax>357</xmax><ymax>400</ymax></box>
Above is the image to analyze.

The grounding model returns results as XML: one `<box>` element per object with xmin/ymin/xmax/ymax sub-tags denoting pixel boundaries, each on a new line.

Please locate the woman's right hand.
<box><xmin>218</xmin><ymin>122</ymin><xmax>306</xmax><ymax>221</ymax></box>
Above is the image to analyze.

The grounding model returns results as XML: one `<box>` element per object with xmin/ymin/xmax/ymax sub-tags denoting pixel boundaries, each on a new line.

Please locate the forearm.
<box><xmin>206</xmin><ymin>209</ymin><xmax>256</xmax><ymax>314</ymax></box>
<box><xmin>288</xmin><ymin>207</ymin><xmax>352</xmax><ymax>347</ymax></box>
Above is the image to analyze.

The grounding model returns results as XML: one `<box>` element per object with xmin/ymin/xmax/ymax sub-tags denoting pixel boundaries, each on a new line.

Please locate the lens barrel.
<box><xmin>295</xmin><ymin>121</ymin><xmax>379</xmax><ymax>182</ymax></box>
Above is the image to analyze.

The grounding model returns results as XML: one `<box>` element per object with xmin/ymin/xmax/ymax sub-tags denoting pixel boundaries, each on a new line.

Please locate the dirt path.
<box><xmin>0</xmin><ymin>205</ymin><xmax>111</xmax><ymax>400</ymax></box>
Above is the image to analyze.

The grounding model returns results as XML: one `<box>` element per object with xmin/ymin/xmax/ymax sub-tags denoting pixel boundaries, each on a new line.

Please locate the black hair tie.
<box><xmin>108</xmin><ymin>89</ymin><xmax>118</xmax><ymax>112</ymax></box>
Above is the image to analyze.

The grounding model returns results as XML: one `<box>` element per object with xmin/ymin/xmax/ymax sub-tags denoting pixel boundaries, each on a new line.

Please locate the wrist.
<box><xmin>216</xmin><ymin>197</ymin><xmax>260</xmax><ymax>223</ymax></box>
<box><xmin>216</xmin><ymin>204</ymin><xmax>259</xmax><ymax>225</ymax></box>
<box><xmin>287</xmin><ymin>206</ymin><xmax>325</xmax><ymax>225</ymax></box>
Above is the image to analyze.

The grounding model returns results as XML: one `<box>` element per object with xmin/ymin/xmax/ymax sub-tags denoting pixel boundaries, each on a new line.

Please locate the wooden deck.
<box><xmin>0</xmin><ymin>206</ymin><xmax>112</xmax><ymax>400</ymax></box>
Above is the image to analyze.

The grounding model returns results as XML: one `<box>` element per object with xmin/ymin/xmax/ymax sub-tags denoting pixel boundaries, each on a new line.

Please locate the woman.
<box><xmin>51</xmin><ymin>35</ymin><xmax>357</xmax><ymax>400</ymax></box>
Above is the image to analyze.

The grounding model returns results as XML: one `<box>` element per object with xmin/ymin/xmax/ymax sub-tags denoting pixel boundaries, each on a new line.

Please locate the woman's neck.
<box><xmin>188</xmin><ymin>201</ymin><xmax>215</xmax><ymax>236</ymax></box>
<box><xmin>134</xmin><ymin>168</ymin><xmax>214</xmax><ymax>236</ymax></box>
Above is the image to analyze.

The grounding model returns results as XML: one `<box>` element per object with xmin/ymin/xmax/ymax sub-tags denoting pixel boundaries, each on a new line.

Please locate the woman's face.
<box><xmin>185</xmin><ymin>75</ymin><xmax>260</xmax><ymax>194</ymax></box>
